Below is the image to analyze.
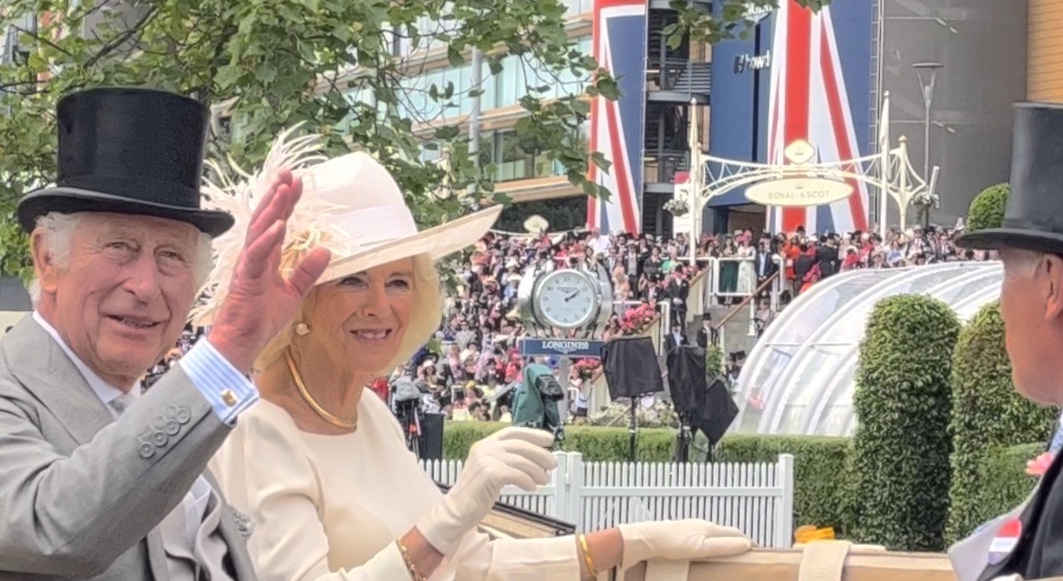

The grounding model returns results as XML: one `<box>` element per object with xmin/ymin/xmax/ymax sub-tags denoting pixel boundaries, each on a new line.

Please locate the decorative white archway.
<box><xmin>674</xmin><ymin>92</ymin><xmax>937</xmax><ymax>261</ymax></box>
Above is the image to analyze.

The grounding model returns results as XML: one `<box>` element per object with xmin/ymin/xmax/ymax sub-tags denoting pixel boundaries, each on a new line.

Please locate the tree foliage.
<box><xmin>849</xmin><ymin>294</ymin><xmax>960</xmax><ymax>551</ymax></box>
<box><xmin>0</xmin><ymin>214</ymin><xmax>32</xmax><ymax>284</ymax></box>
<box><xmin>0</xmin><ymin>0</ymin><xmax>827</xmax><ymax>281</ymax></box>
<box><xmin>946</xmin><ymin>302</ymin><xmax>1056</xmax><ymax>544</ymax></box>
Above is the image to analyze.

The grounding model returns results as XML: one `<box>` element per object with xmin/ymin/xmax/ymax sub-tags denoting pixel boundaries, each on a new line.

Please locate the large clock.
<box><xmin>532</xmin><ymin>269</ymin><xmax>601</xmax><ymax>329</ymax></box>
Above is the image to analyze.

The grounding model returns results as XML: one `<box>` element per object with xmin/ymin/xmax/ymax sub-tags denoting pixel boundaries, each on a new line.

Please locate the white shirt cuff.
<box><xmin>179</xmin><ymin>340</ymin><xmax>259</xmax><ymax>425</ymax></box>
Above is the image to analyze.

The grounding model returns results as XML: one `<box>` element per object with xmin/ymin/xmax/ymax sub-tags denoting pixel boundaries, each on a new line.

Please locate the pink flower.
<box><xmin>1026</xmin><ymin>452</ymin><xmax>1055</xmax><ymax>477</ymax></box>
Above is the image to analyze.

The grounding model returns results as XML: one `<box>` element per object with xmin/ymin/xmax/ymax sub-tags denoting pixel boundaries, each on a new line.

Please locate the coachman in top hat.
<box><xmin>0</xmin><ymin>86</ymin><xmax>328</xmax><ymax>580</ymax></box>
<box><xmin>950</xmin><ymin>102</ymin><xmax>1063</xmax><ymax>581</ymax></box>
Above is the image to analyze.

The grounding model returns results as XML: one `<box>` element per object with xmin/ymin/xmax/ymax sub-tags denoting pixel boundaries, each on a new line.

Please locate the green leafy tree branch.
<box><xmin>0</xmin><ymin>0</ymin><xmax>826</xmax><ymax>282</ymax></box>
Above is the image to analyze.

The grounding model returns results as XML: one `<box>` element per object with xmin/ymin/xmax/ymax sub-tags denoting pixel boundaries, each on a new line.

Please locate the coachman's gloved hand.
<box><xmin>618</xmin><ymin>519</ymin><xmax>753</xmax><ymax>570</ymax></box>
<box><xmin>417</xmin><ymin>427</ymin><xmax>556</xmax><ymax>556</ymax></box>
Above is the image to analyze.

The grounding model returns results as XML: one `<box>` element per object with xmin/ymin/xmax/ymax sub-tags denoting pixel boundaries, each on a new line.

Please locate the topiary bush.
<box><xmin>849</xmin><ymin>294</ymin><xmax>961</xmax><ymax>551</ymax></box>
<box><xmin>967</xmin><ymin>183</ymin><xmax>1009</xmax><ymax>232</ymax></box>
<box><xmin>946</xmin><ymin>302</ymin><xmax>1057</xmax><ymax>543</ymax></box>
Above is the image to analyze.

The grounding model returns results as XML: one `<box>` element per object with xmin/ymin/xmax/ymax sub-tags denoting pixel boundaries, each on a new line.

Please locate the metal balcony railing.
<box><xmin>644</xmin><ymin>150</ymin><xmax>690</xmax><ymax>184</ymax></box>
<box><xmin>645</xmin><ymin>58</ymin><xmax>712</xmax><ymax>95</ymax></box>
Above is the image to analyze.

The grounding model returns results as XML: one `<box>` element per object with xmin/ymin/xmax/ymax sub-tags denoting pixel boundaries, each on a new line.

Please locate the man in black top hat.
<box><xmin>948</xmin><ymin>102</ymin><xmax>1063</xmax><ymax>581</ymax></box>
<box><xmin>0</xmin><ymin>87</ymin><xmax>330</xmax><ymax>580</ymax></box>
<box><xmin>696</xmin><ymin>312</ymin><xmax>718</xmax><ymax>348</ymax></box>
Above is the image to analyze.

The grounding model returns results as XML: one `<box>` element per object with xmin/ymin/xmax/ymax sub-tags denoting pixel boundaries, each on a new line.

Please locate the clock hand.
<box><xmin>565</xmin><ymin>290</ymin><xmax>580</xmax><ymax>301</ymax></box>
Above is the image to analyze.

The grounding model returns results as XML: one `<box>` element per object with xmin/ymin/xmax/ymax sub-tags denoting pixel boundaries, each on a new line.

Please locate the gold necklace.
<box><xmin>285</xmin><ymin>350</ymin><xmax>358</xmax><ymax>431</ymax></box>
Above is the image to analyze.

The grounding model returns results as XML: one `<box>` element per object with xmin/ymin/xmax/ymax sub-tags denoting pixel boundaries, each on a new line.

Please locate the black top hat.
<box><xmin>956</xmin><ymin>102</ymin><xmax>1063</xmax><ymax>255</ymax></box>
<box><xmin>17</xmin><ymin>87</ymin><xmax>234</xmax><ymax>237</ymax></box>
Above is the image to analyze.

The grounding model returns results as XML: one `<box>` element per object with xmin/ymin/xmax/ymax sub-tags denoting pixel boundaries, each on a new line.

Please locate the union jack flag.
<box><xmin>766</xmin><ymin>0</ymin><xmax>869</xmax><ymax>235</ymax></box>
<box><xmin>586</xmin><ymin>0</ymin><xmax>647</xmax><ymax>235</ymax></box>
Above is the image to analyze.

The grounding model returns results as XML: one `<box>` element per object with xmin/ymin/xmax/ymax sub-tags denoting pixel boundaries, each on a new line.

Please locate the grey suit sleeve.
<box><xmin>0</xmin><ymin>366</ymin><xmax>230</xmax><ymax>576</ymax></box>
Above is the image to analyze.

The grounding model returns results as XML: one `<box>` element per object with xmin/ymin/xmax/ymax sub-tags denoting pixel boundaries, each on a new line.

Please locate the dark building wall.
<box><xmin>880</xmin><ymin>0</ymin><xmax>1027</xmax><ymax>226</ymax></box>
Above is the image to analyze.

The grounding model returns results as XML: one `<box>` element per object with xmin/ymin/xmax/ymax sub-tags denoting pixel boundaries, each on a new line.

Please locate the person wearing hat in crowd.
<box><xmin>204</xmin><ymin>130</ymin><xmax>753</xmax><ymax>581</ymax></box>
<box><xmin>0</xmin><ymin>87</ymin><xmax>331</xmax><ymax>580</ymax></box>
<box><xmin>664</xmin><ymin>320</ymin><xmax>689</xmax><ymax>354</ymax></box>
<box><xmin>949</xmin><ymin>102</ymin><xmax>1063</xmax><ymax>581</ymax></box>
<box><xmin>696</xmin><ymin>312</ymin><xmax>719</xmax><ymax>348</ymax></box>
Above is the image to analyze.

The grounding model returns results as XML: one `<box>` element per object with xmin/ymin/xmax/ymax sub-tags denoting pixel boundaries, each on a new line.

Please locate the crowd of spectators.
<box><xmin>146</xmin><ymin>221</ymin><xmax>988</xmax><ymax>421</ymax></box>
<box><xmin>702</xmin><ymin>222</ymin><xmax>986</xmax><ymax>301</ymax></box>
<box><xmin>385</xmin><ymin>228</ymin><xmax>702</xmax><ymax>423</ymax></box>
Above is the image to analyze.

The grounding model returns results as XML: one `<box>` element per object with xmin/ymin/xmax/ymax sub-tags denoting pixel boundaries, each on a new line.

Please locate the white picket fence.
<box><xmin>421</xmin><ymin>452</ymin><xmax>795</xmax><ymax>548</ymax></box>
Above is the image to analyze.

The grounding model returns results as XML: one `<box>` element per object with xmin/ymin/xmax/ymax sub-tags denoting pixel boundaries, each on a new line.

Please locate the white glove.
<box><xmin>417</xmin><ymin>427</ymin><xmax>557</xmax><ymax>556</ymax></box>
<box><xmin>618</xmin><ymin>519</ymin><xmax>753</xmax><ymax>570</ymax></box>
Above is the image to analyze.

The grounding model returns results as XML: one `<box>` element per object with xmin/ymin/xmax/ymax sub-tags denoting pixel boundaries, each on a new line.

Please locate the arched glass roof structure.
<box><xmin>731</xmin><ymin>261</ymin><xmax>1002</xmax><ymax>437</ymax></box>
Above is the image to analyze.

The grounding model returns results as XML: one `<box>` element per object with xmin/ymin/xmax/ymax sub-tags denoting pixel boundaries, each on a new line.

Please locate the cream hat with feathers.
<box><xmin>192</xmin><ymin>126</ymin><xmax>501</xmax><ymax>326</ymax></box>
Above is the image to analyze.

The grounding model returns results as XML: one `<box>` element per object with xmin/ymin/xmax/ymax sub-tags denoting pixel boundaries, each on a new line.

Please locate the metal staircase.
<box><xmin>640</xmin><ymin>4</ymin><xmax>711</xmax><ymax>237</ymax></box>
<box><xmin>645</xmin><ymin>7</ymin><xmax>710</xmax><ymax>102</ymax></box>
<box><xmin>644</xmin><ymin>104</ymin><xmax>689</xmax><ymax>152</ymax></box>
<box><xmin>646</xmin><ymin>10</ymin><xmax>671</xmax><ymax>61</ymax></box>
<box><xmin>643</xmin><ymin>104</ymin><xmax>690</xmax><ymax>186</ymax></box>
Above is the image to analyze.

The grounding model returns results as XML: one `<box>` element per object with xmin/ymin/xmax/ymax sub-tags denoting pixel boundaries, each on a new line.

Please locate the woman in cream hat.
<box><xmin>199</xmin><ymin>129</ymin><xmax>751</xmax><ymax>581</ymax></box>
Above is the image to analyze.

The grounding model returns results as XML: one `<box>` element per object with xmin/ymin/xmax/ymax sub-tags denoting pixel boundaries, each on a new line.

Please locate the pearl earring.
<box><xmin>294</xmin><ymin>323</ymin><xmax>310</xmax><ymax>336</ymax></box>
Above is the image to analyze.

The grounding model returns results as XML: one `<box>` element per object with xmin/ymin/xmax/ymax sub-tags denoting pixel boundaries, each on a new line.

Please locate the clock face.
<box><xmin>535</xmin><ymin>270</ymin><xmax>598</xmax><ymax>329</ymax></box>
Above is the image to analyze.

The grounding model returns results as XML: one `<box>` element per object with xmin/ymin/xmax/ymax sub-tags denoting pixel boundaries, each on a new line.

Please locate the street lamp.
<box><xmin>913</xmin><ymin>62</ymin><xmax>943</xmax><ymax>227</ymax></box>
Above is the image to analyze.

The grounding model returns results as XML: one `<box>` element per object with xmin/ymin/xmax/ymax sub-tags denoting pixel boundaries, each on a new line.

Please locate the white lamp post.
<box><xmin>913</xmin><ymin>62</ymin><xmax>943</xmax><ymax>227</ymax></box>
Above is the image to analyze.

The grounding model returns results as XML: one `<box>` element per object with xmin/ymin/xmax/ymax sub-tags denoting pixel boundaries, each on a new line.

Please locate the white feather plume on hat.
<box><xmin>192</xmin><ymin>124</ymin><xmax>351</xmax><ymax>327</ymax></box>
<box><xmin>191</xmin><ymin>124</ymin><xmax>504</xmax><ymax>329</ymax></box>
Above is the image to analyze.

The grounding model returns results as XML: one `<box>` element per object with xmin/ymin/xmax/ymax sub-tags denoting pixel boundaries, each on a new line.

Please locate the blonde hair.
<box><xmin>254</xmin><ymin>253</ymin><xmax>444</xmax><ymax>373</ymax></box>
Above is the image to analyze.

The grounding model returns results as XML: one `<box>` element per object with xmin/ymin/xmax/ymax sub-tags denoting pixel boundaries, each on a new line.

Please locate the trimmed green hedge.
<box><xmin>979</xmin><ymin>443</ymin><xmax>1043</xmax><ymax>514</ymax></box>
<box><xmin>946</xmin><ymin>303</ymin><xmax>1057</xmax><ymax>543</ymax></box>
<box><xmin>715</xmin><ymin>434</ymin><xmax>852</xmax><ymax>536</ymax></box>
<box><xmin>443</xmin><ymin>422</ymin><xmax>675</xmax><ymax>461</ymax></box>
<box><xmin>443</xmin><ymin>423</ymin><xmax>851</xmax><ymax>534</ymax></box>
<box><xmin>442</xmin><ymin>422</ymin><xmax>1046</xmax><ymax>546</ymax></box>
<box><xmin>967</xmin><ymin>182</ymin><xmax>1009</xmax><ymax>232</ymax></box>
<box><xmin>849</xmin><ymin>295</ymin><xmax>961</xmax><ymax>551</ymax></box>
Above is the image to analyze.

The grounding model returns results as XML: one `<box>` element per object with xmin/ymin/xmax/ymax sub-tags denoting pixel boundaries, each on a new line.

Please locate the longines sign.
<box><xmin>745</xmin><ymin>178</ymin><xmax>854</xmax><ymax>207</ymax></box>
<box><xmin>520</xmin><ymin>338</ymin><xmax>606</xmax><ymax>358</ymax></box>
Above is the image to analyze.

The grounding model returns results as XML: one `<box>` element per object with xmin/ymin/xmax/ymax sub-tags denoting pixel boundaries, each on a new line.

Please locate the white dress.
<box><xmin>210</xmin><ymin>394</ymin><xmax>580</xmax><ymax>581</ymax></box>
<box><xmin>736</xmin><ymin>245</ymin><xmax>756</xmax><ymax>295</ymax></box>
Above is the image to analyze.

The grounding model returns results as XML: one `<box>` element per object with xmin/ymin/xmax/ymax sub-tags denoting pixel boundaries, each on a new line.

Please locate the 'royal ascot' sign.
<box><xmin>745</xmin><ymin>178</ymin><xmax>854</xmax><ymax>207</ymax></box>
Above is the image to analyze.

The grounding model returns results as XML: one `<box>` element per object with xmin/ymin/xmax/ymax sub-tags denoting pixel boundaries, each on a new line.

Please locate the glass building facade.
<box><xmin>731</xmin><ymin>261</ymin><xmax>1003</xmax><ymax>437</ymax></box>
<box><xmin>339</xmin><ymin>9</ymin><xmax>594</xmax><ymax>187</ymax></box>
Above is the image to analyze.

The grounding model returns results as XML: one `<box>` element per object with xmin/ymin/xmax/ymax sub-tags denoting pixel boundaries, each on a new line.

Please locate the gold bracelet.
<box><xmin>578</xmin><ymin>533</ymin><xmax>599</xmax><ymax>577</ymax></box>
<box><xmin>396</xmin><ymin>539</ymin><xmax>428</xmax><ymax>581</ymax></box>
